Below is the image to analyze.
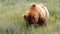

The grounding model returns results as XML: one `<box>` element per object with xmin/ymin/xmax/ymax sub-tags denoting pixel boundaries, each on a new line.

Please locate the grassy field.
<box><xmin>0</xmin><ymin>0</ymin><xmax>60</xmax><ymax>34</ymax></box>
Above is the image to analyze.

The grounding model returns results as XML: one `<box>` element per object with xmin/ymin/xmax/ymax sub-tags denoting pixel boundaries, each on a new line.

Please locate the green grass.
<box><xmin>0</xmin><ymin>0</ymin><xmax>60</xmax><ymax>34</ymax></box>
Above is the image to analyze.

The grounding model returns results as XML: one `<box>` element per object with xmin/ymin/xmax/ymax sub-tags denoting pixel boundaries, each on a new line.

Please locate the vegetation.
<box><xmin>0</xmin><ymin>0</ymin><xmax>60</xmax><ymax>34</ymax></box>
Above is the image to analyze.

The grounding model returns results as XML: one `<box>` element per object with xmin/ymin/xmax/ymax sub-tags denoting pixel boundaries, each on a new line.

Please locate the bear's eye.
<box><xmin>34</xmin><ymin>16</ymin><xmax>37</xmax><ymax>18</ymax></box>
<box><xmin>32</xmin><ymin>16</ymin><xmax>35</xmax><ymax>20</ymax></box>
<box><xmin>32</xmin><ymin>16</ymin><xmax>34</xmax><ymax>18</ymax></box>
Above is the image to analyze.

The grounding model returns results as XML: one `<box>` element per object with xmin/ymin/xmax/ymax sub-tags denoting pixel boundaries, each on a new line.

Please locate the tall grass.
<box><xmin>0</xmin><ymin>0</ymin><xmax>60</xmax><ymax>34</ymax></box>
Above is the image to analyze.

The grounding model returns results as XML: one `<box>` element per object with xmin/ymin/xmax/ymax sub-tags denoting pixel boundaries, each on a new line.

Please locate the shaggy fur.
<box><xmin>23</xmin><ymin>3</ymin><xmax>49</xmax><ymax>27</ymax></box>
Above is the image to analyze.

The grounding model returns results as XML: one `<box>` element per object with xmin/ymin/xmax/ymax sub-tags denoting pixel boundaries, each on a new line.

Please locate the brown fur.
<box><xmin>23</xmin><ymin>3</ymin><xmax>49</xmax><ymax>27</ymax></box>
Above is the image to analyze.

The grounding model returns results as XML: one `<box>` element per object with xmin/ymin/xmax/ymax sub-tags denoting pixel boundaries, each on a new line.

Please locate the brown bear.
<box><xmin>23</xmin><ymin>3</ymin><xmax>49</xmax><ymax>27</ymax></box>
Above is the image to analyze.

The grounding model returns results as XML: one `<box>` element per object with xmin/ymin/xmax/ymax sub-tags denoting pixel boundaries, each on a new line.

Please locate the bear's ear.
<box><xmin>24</xmin><ymin>14</ymin><xmax>26</xmax><ymax>19</ymax></box>
<box><xmin>24</xmin><ymin>14</ymin><xmax>27</xmax><ymax>19</ymax></box>
<box><xmin>31</xmin><ymin>4</ymin><xmax>36</xmax><ymax>8</ymax></box>
<box><xmin>29</xmin><ymin>3</ymin><xmax>37</xmax><ymax>9</ymax></box>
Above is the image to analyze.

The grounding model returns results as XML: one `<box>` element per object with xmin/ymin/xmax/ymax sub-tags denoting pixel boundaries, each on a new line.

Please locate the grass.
<box><xmin>0</xmin><ymin>0</ymin><xmax>60</xmax><ymax>34</ymax></box>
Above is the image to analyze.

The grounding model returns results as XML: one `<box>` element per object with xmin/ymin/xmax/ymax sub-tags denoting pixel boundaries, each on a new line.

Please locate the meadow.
<box><xmin>0</xmin><ymin>0</ymin><xmax>60</xmax><ymax>34</ymax></box>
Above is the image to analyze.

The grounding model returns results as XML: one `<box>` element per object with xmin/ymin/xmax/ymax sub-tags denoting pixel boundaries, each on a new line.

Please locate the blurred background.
<box><xmin>0</xmin><ymin>0</ymin><xmax>60</xmax><ymax>34</ymax></box>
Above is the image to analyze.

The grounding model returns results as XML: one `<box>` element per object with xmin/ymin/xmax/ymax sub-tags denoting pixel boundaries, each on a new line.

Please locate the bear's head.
<box><xmin>24</xmin><ymin>13</ymin><xmax>38</xmax><ymax>24</ymax></box>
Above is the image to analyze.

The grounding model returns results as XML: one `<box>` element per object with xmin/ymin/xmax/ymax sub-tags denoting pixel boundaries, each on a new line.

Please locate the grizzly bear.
<box><xmin>23</xmin><ymin>3</ymin><xmax>49</xmax><ymax>27</ymax></box>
